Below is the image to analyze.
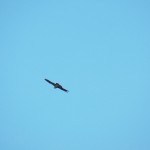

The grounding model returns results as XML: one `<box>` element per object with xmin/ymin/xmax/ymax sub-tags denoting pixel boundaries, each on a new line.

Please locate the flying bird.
<box><xmin>45</xmin><ymin>79</ymin><xmax>69</xmax><ymax>92</ymax></box>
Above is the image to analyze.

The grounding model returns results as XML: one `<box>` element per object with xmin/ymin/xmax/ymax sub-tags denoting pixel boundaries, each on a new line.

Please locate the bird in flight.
<box><xmin>45</xmin><ymin>79</ymin><xmax>69</xmax><ymax>93</ymax></box>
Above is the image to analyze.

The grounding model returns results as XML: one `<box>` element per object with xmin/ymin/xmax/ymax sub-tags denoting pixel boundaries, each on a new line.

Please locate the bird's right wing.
<box><xmin>59</xmin><ymin>87</ymin><xmax>69</xmax><ymax>93</ymax></box>
<box><xmin>45</xmin><ymin>79</ymin><xmax>55</xmax><ymax>86</ymax></box>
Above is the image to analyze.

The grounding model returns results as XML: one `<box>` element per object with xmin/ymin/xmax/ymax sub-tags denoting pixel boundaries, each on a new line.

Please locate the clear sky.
<box><xmin>0</xmin><ymin>0</ymin><xmax>150</xmax><ymax>150</ymax></box>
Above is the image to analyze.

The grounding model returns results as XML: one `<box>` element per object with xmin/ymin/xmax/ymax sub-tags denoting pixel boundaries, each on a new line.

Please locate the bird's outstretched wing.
<box><xmin>45</xmin><ymin>79</ymin><xmax>55</xmax><ymax>86</ymax></box>
<box><xmin>59</xmin><ymin>87</ymin><xmax>69</xmax><ymax>92</ymax></box>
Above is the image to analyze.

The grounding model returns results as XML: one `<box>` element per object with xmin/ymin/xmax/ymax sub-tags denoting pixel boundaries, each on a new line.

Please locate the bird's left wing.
<box><xmin>45</xmin><ymin>79</ymin><xmax>55</xmax><ymax>86</ymax></box>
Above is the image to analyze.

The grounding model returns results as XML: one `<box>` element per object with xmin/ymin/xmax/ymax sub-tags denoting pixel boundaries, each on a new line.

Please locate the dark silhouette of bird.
<box><xmin>45</xmin><ymin>79</ymin><xmax>69</xmax><ymax>92</ymax></box>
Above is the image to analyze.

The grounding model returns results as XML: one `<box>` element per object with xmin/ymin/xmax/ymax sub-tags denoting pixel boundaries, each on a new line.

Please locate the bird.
<box><xmin>45</xmin><ymin>79</ymin><xmax>69</xmax><ymax>93</ymax></box>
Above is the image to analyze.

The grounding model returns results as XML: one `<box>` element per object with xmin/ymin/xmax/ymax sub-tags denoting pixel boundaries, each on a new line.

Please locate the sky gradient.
<box><xmin>0</xmin><ymin>0</ymin><xmax>150</xmax><ymax>150</ymax></box>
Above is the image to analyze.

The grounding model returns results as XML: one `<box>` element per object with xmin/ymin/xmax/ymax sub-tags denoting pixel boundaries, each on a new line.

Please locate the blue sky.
<box><xmin>0</xmin><ymin>0</ymin><xmax>150</xmax><ymax>150</ymax></box>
